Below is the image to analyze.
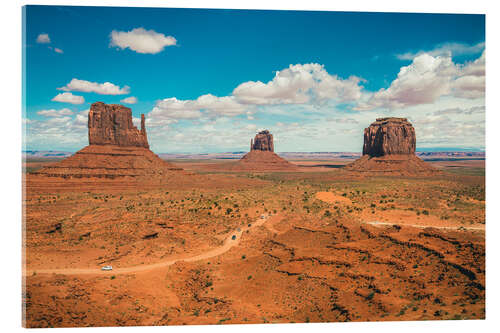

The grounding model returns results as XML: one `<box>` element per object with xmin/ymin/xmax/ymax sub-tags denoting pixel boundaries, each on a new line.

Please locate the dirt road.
<box><xmin>25</xmin><ymin>214</ymin><xmax>271</xmax><ymax>276</ymax></box>
<box><xmin>315</xmin><ymin>191</ymin><xmax>485</xmax><ymax>232</ymax></box>
<box><xmin>363</xmin><ymin>220</ymin><xmax>484</xmax><ymax>231</ymax></box>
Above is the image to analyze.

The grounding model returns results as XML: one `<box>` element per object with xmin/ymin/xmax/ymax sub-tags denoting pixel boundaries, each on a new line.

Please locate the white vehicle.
<box><xmin>261</xmin><ymin>215</ymin><xmax>266</xmax><ymax>219</ymax></box>
<box><xmin>101</xmin><ymin>265</ymin><xmax>113</xmax><ymax>271</ymax></box>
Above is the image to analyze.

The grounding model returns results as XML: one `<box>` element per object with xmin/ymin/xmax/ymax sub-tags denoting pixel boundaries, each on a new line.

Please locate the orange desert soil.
<box><xmin>23</xmin><ymin>159</ymin><xmax>485</xmax><ymax>327</ymax></box>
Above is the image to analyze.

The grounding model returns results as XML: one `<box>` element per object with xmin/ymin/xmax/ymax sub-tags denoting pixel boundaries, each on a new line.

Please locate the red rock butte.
<box><xmin>232</xmin><ymin>130</ymin><xmax>298</xmax><ymax>171</ymax></box>
<box><xmin>88</xmin><ymin>102</ymin><xmax>149</xmax><ymax>148</ymax></box>
<box><xmin>33</xmin><ymin>102</ymin><xmax>183</xmax><ymax>180</ymax></box>
<box><xmin>345</xmin><ymin>117</ymin><xmax>438</xmax><ymax>175</ymax></box>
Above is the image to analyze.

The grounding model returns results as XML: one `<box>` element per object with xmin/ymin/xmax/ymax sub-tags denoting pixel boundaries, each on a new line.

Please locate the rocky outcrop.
<box><xmin>363</xmin><ymin>118</ymin><xmax>415</xmax><ymax>157</ymax></box>
<box><xmin>233</xmin><ymin>130</ymin><xmax>297</xmax><ymax>171</ymax></box>
<box><xmin>251</xmin><ymin>130</ymin><xmax>274</xmax><ymax>152</ymax></box>
<box><xmin>34</xmin><ymin>102</ymin><xmax>184</xmax><ymax>180</ymax></box>
<box><xmin>345</xmin><ymin>118</ymin><xmax>438</xmax><ymax>176</ymax></box>
<box><xmin>88</xmin><ymin>102</ymin><xmax>149</xmax><ymax>148</ymax></box>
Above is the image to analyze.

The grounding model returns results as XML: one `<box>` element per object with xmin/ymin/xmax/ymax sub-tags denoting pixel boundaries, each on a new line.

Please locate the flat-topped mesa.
<box><xmin>363</xmin><ymin>117</ymin><xmax>415</xmax><ymax>157</ymax></box>
<box><xmin>32</xmin><ymin>101</ymin><xmax>185</xmax><ymax>180</ymax></box>
<box><xmin>345</xmin><ymin>117</ymin><xmax>438</xmax><ymax>175</ymax></box>
<box><xmin>232</xmin><ymin>130</ymin><xmax>297</xmax><ymax>171</ymax></box>
<box><xmin>88</xmin><ymin>102</ymin><xmax>149</xmax><ymax>148</ymax></box>
<box><xmin>251</xmin><ymin>130</ymin><xmax>274</xmax><ymax>152</ymax></box>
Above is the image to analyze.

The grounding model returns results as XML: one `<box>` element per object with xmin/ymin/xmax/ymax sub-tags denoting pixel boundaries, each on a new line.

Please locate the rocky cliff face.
<box><xmin>233</xmin><ymin>130</ymin><xmax>296</xmax><ymax>171</ymax></box>
<box><xmin>251</xmin><ymin>130</ymin><xmax>274</xmax><ymax>152</ymax></box>
<box><xmin>345</xmin><ymin>117</ymin><xmax>438</xmax><ymax>175</ymax></box>
<box><xmin>362</xmin><ymin>118</ymin><xmax>416</xmax><ymax>157</ymax></box>
<box><xmin>88</xmin><ymin>102</ymin><xmax>149</xmax><ymax>148</ymax></box>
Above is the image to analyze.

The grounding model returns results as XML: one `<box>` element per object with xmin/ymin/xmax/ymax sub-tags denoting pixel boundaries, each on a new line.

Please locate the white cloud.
<box><xmin>36</xmin><ymin>33</ymin><xmax>50</xmax><ymax>44</ymax></box>
<box><xmin>24</xmin><ymin>115</ymin><xmax>88</xmax><ymax>150</ymax></box>
<box><xmin>150</xmin><ymin>94</ymin><xmax>246</xmax><ymax>123</ymax></box>
<box><xmin>110</xmin><ymin>28</ymin><xmax>177</xmax><ymax>54</ymax></box>
<box><xmin>396</xmin><ymin>41</ymin><xmax>485</xmax><ymax>60</ymax></box>
<box><xmin>355</xmin><ymin>52</ymin><xmax>485</xmax><ymax>111</ymax></box>
<box><xmin>37</xmin><ymin>108</ymin><xmax>74</xmax><ymax>117</ymax></box>
<box><xmin>233</xmin><ymin>63</ymin><xmax>363</xmax><ymax>105</ymax></box>
<box><xmin>120</xmin><ymin>96</ymin><xmax>138</xmax><ymax>104</ymax></box>
<box><xmin>54</xmin><ymin>48</ymin><xmax>63</xmax><ymax>54</ymax></box>
<box><xmin>51</xmin><ymin>92</ymin><xmax>85</xmax><ymax>104</ymax></box>
<box><xmin>58</xmin><ymin>78</ymin><xmax>130</xmax><ymax>95</ymax></box>
<box><xmin>451</xmin><ymin>51</ymin><xmax>485</xmax><ymax>99</ymax></box>
<box><xmin>433</xmin><ymin>106</ymin><xmax>484</xmax><ymax>116</ymax></box>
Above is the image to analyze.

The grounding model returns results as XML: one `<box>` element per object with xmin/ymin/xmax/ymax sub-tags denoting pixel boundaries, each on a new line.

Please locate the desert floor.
<box><xmin>22</xmin><ymin>158</ymin><xmax>485</xmax><ymax>327</ymax></box>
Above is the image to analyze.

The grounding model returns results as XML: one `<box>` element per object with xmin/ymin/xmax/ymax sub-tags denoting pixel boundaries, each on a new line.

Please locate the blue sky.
<box><xmin>23</xmin><ymin>6</ymin><xmax>485</xmax><ymax>153</ymax></box>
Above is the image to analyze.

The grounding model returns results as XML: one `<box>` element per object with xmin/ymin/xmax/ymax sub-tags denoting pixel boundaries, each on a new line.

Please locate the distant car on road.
<box><xmin>231</xmin><ymin>235</ymin><xmax>236</xmax><ymax>240</ymax></box>
<box><xmin>101</xmin><ymin>265</ymin><xmax>113</xmax><ymax>271</ymax></box>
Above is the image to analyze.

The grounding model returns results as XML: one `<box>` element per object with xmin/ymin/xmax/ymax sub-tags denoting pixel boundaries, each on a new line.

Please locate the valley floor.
<box><xmin>22</xmin><ymin>159</ymin><xmax>485</xmax><ymax>327</ymax></box>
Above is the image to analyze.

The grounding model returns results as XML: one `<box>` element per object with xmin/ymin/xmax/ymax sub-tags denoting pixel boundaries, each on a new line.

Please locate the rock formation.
<box><xmin>251</xmin><ymin>130</ymin><xmax>274</xmax><ymax>152</ymax></box>
<box><xmin>362</xmin><ymin>118</ymin><xmax>415</xmax><ymax>157</ymax></box>
<box><xmin>34</xmin><ymin>102</ymin><xmax>183</xmax><ymax>180</ymax></box>
<box><xmin>345</xmin><ymin>117</ymin><xmax>438</xmax><ymax>175</ymax></box>
<box><xmin>88</xmin><ymin>102</ymin><xmax>149</xmax><ymax>148</ymax></box>
<box><xmin>233</xmin><ymin>130</ymin><xmax>297</xmax><ymax>171</ymax></box>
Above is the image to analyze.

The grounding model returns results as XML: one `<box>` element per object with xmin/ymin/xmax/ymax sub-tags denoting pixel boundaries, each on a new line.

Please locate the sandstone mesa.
<box><xmin>345</xmin><ymin>117</ymin><xmax>438</xmax><ymax>175</ymax></box>
<box><xmin>33</xmin><ymin>102</ymin><xmax>182</xmax><ymax>180</ymax></box>
<box><xmin>233</xmin><ymin>130</ymin><xmax>298</xmax><ymax>171</ymax></box>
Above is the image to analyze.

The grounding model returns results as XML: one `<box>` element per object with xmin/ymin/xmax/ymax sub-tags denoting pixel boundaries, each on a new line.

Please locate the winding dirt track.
<box><xmin>25</xmin><ymin>214</ymin><xmax>271</xmax><ymax>277</ymax></box>
<box><xmin>315</xmin><ymin>191</ymin><xmax>485</xmax><ymax>232</ymax></box>
<box><xmin>363</xmin><ymin>220</ymin><xmax>485</xmax><ymax>231</ymax></box>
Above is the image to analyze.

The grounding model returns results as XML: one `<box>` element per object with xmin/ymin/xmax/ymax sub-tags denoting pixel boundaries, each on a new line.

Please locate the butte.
<box><xmin>344</xmin><ymin>117</ymin><xmax>438</xmax><ymax>175</ymax></box>
<box><xmin>33</xmin><ymin>102</ymin><xmax>183</xmax><ymax>181</ymax></box>
<box><xmin>231</xmin><ymin>130</ymin><xmax>298</xmax><ymax>171</ymax></box>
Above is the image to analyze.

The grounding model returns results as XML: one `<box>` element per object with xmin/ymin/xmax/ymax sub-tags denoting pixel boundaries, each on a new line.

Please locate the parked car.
<box><xmin>101</xmin><ymin>265</ymin><xmax>113</xmax><ymax>271</ymax></box>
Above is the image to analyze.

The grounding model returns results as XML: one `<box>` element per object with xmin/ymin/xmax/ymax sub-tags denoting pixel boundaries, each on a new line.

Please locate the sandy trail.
<box><xmin>25</xmin><ymin>214</ymin><xmax>271</xmax><ymax>276</ymax></box>
<box><xmin>315</xmin><ymin>191</ymin><xmax>484</xmax><ymax>232</ymax></box>
<box><xmin>363</xmin><ymin>220</ymin><xmax>484</xmax><ymax>231</ymax></box>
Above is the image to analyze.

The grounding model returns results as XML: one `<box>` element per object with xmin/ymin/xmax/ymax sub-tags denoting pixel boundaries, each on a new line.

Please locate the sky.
<box><xmin>23</xmin><ymin>6</ymin><xmax>485</xmax><ymax>153</ymax></box>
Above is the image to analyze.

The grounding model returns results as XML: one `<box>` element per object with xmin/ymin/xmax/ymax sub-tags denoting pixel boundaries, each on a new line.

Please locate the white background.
<box><xmin>1</xmin><ymin>1</ymin><xmax>498</xmax><ymax>332</ymax></box>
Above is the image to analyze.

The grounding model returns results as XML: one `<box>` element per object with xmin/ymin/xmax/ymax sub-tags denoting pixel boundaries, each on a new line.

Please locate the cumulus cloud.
<box><xmin>149</xmin><ymin>63</ymin><xmax>364</xmax><ymax>128</ymax></box>
<box><xmin>433</xmin><ymin>106</ymin><xmax>485</xmax><ymax>116</ymax></box>
<box><xmin>24</xmin><ymin>115</ymin><xmax>89</xmax><ymax>150</ymax></box>
<box><xmin>355</xmin><ymin>51</ymin><xmax>485</xmax><ymax>111</ymax></box>
<box><xmin>327</xmin><ymin>117</ymin><xmax>359</xmax><ymax>124</ymax></box>
<box><xmin>37</xmin><ymin>108</ymin><xmax>74</xmax><ymax>117</ymax></box>
<box><xmin>150</xmin><ymin>94</ymin><xmax>246</xmax><ymax>123</ymax></box>
<box><xmin>110</xmin><ymin>28</ymin><xmax>177</xmax><ymax>54</ymax></box>
<box><xmin>51</xmin><ymin>92</ymin><xmax>85</xmax><ymax>104</ymax></box>
<box><xmin>233</xmin><ymin>63</ymin><xmax>363</xmax><ymax>105</ymax></box>
<box><xmin>36</xmin><ymin>33</ymin><xmax>51</xmax><ymax>44</ymax></box>
<box><xmin>356</xmin><ymin>54</ymin><xmax>457</xmax><ymax>110</ymax></box>
<box><xmin>120</xmin><ymin>96</ymin><xmax>138</xmax><ymax>104</ymax></box>
<box><xmin>396</xmin><ymin>41</ymin><xmax>485</xmax><ymax>60</ymax></box>
<box><xmin>451</xmin><ymin>51</ymin><xmax>485</xmax><ymax>99</ymax></box>
<box><xmin>58</xmin><ymin>78</ymin><xmax>130</xmax><ymax>95</ymax></box>
<box><xmin>54</xmin><ymin>48</ymin><xmax>63</xmax><ymax>54</ymax></box>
